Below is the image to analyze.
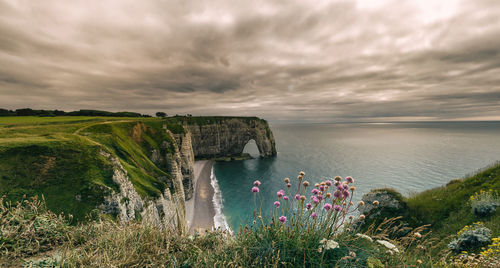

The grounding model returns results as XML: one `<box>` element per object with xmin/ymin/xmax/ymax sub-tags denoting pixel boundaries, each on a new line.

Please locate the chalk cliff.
<box><xmin>186</xmin><ymin>117</ymin><xmax>277</xmax><ymax>158</ymax></box>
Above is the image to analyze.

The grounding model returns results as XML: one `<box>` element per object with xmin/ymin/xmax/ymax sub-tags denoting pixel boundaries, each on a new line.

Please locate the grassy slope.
<box><xmin>0</xmin><ymin>116</ymin><xmax>185</xmax><ymax>221</ymax></box>
<box><xmin>402</xmin><ymin>162</ymin><xmax>500</xmax><ymax>251</ymax></box>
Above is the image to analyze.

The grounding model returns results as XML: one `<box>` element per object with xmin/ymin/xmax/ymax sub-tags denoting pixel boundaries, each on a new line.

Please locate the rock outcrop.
<box><xmin>359</xmin><ymin>188</ymin><xmax>407</xmax><ymax>221</ymax></box>
<box><xmin>186</xmin><ymin>118</ymin><xmax>277</xmax><ymax>158</ymax></box>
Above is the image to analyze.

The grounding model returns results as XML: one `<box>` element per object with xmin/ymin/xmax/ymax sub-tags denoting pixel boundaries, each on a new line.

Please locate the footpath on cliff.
<box><xmin>186</xmin><ymin>160</ymin><xmax>216</xmax><ymax>234</ymax></box>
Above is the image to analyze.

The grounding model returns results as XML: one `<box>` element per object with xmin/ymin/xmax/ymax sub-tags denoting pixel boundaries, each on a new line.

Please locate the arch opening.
<box><xmin>243</xmin><ymin>139</ymin><xmax>260</xmax><ymax>158</ymax></box>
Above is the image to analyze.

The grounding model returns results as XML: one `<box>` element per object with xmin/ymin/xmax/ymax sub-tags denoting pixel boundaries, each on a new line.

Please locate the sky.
<box><xmin>0</xmin><ymin>0</ymin><xmax>499</xmax><ymax>123</ymax></box>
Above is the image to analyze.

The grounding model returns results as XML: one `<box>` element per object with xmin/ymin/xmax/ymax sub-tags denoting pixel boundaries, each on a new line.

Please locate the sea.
<box><xmin>210</xmin><ymin>122</ymin><xmax>500</xmax><ymax>232</ymax></box>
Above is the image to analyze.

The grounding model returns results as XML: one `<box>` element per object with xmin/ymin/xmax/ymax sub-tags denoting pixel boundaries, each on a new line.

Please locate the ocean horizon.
<box><xmin>213</xmin><ymin>121</ymin><xmax>500</xmax><ymax>231</ymax></box>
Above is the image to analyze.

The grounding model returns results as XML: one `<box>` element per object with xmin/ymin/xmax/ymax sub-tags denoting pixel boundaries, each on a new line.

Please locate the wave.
<box><xmin>210</xmin><ymin>167</ymin><xmax>233</xmax><ymax>234</ymax></box>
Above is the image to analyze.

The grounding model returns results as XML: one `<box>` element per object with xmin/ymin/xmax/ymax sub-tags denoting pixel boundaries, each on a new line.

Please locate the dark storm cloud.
<box><xmin>0</xmin><ymin>0</ymin><xmax>499</xmax><ymax>122</ymax></box>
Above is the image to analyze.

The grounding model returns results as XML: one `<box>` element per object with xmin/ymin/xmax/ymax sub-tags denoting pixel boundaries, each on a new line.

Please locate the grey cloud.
<box><xmin>0</xmin><ymin>0</ymin><xmax>499</xmax><ymax>122</ymax></box>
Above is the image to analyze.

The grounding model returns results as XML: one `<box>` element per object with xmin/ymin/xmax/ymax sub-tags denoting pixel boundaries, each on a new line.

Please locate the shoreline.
<box><xmin>186</xmin><ymin>160</ymin><xmax>216</xmax><ymax>234</ymax></box>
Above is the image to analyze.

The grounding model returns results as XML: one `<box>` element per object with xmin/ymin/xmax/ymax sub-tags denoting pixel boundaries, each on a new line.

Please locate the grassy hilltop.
<box><xmin>0</xmin><ymin>116</ymin><xmax>187</xmax><ymax>221</ymax></box>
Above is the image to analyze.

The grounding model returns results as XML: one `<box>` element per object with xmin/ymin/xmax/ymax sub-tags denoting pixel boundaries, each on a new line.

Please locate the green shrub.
<box><xmin>470</xmin><ymin>190</ymin><xmax>499</xmax><ymax>217</ymax></box>
<box><xmin>448</xmin><ymin>222</ymin><xmax>492</xmax><ymax>253</ymax></box>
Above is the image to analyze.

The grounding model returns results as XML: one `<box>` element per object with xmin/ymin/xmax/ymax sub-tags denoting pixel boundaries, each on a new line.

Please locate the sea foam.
<box><xmin>210</xmin><ymin>167</ymin><xmax>232</xmax><ymax>234</ymax></box>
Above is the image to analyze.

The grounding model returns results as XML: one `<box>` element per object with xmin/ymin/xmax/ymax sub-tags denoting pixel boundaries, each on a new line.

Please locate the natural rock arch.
<box><xmin>186</xmin><ymin>117</ymin><xmax>277</xmax><ymax>158</ymax></box>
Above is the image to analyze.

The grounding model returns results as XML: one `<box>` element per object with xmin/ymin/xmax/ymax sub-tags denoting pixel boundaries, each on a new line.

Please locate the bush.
<box><xmin>448</xmin><ymin>222</ymin><xmax>492</xmax><ymax>253</ymax></box>
<box><xmin>470</xmin><ymin>189</ymin><xmax>499</xmax><ymax>217</ymax></box>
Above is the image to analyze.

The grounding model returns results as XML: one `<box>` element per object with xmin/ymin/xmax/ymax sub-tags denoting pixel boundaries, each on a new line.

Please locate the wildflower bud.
<box><xmin>326</xmin><ymin>193</ymin><xmax>332</xmax><ymax>198</ymax></box>
<box><xmin>416</xmin><ymin>260</ymin><xmax>422</xmax><ymax>265</ymax></box>
<box><xmin>300</xmin><ymin>171</ymin><xmax>305</xmax><ymax>176</ymax></box>
<box><xmin>284</xmin><ymin>177</ymin><xmax>290</xmax><ymax>183</ymax></box>
<box><xmin>315</xmin><ymin>183</ymin><xmax>320</xmax><ymax>187</ymax></box>
<box><xmin>359</xmin><ymin>214</ymin><xmax>365</xmax><ymax>220</ymax></box>
<box><xmin>358</xmin><ymin>201</ymin><xmax>365</xmax><ymax>206</ymax></box>
<box><xmin>414</xmin><ymin>232</ymin><xmax>422</xmax><ymax>238</ymax></box>
<box><xmin>300</xmin><ymin>195</ymin><xmax>306</xmax><ymax>201</ymax></box>
<box><xmin>349</xmin><ymin>201</ymin><xmax>353</xmax><ymax>206</ymax></box>
<box><xmin>349</xmin><ymin>215</ymin><xmax>354</xmax><ymax>220</ymax></box>
<box><xmin>320</xmin><ymin>181</ymin><xmax>326</xmax><ymax>186</ymax></box>
<box><xmin>303</xmin><ymin>181</ymin><xmax>310</xmax><ymax>187</ymax></box>
<box><xmin>298</xmin><ymin>175</ymin><xmax>303</xmax><ymax>180</ymax></box>
<box><xmin>343</xmin><ymin>201</ymin><xmax>346</xmax><ymax>205</ymax></box>
<box><xmin>346</xmin><ymin>228</ymin><xmax>351</xmax><ymax>232</ymax></box>
<box><xmin>253</xmin><ymin>180</ymin><xmax>261</xmax><ymax>187</ymax></box>
<box><xmin>287</xmin><ymin>183</ymin><xmax>291</xmax><ymax>188</ymax></box>
<box><xmin>334</xmin><ymin>181</ymin><xmax>340</xmax><ymax>186</ymax></box>
<box><xmin>349</xmin><ymin>251</ymin><xmax>356</xmax><ymax>258</ymax></box>
<box><xmin>335</xmin><ymin>176</ymin><xmax>342</xmax><ymax>181</ymax></box>
<box><xmin>258</xmin><ymin>215</ymin><xmax>262</xmax><ymax>220</ymax></box>
<box><xmin>373</xmin><ymin>200</ymin><xmax>379</xmax><ymax>206</ymax></box>
<box><xmin>350</xmin><ymin>186</ymin><xmax>356</xmax><ymax>191</ymax></box>
<box><xmin>253</xmin><ymin>220</ymin><xmax>256</xmax><ymax>224</ymax></box>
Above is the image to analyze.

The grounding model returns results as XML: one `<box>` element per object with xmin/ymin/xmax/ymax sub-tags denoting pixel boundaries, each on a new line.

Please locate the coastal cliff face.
<box><xmin>186</xmin><ymin>117</ymin><xmax>277</xmax><ymax>158</ymax></box>
<box><xmin>171</xmin><ymin>130</ymin><xmax>195</xmax><ymax>200</ymax></box>
<box><xmin>98</xmin><ymin>124</ymin><xmax>188</xmax><ymax>232</ymax></box>
<box><xmin>0</xmin><ymin>116</ymin><xmax>276</xmax><ymax>233</ymax></box>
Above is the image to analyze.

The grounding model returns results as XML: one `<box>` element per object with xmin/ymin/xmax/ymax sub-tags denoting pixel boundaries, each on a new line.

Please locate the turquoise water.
<box><xmin>213</xmin><ymin>122</ymin><xmax>500</xmax><ymax>231</ymax></box>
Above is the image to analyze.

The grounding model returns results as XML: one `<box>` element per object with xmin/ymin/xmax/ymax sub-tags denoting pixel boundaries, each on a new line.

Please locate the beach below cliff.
<box><xmin>186</xmin><ymin>160</ymin><xmax>215</xmax><ymax>234</ymax></box>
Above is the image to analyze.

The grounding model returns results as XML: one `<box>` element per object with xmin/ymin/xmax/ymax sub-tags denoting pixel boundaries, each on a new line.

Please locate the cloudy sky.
<box><xmin>0</xmin><ymin>0</ymin><xmax>499</xmax><ymax>122</ymax></box>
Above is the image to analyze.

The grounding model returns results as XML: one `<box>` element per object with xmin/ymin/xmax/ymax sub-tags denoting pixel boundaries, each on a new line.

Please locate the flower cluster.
<box><xmin>470</xmin><ymin>189</ymin><xmax>499</xmax><ymax>217</ymax></box>
<box><xmin>249</xmin><ymin>171</ymin><xmax>371</xmax><ymax>261</ymax></box>
<box><xmin>448</xmin><ymin>222</ymin><xmax>492</xmax><ymax>252</ymax></box>
<box><xmin>481</xmin><ymin>237</ymin><xmax>500</xmax><ymax>259</ymax></box>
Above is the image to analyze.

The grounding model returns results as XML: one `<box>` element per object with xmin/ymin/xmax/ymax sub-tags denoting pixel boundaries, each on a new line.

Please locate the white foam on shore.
<box><xmin>210</xmin><ymin>167</ymin><xmax>232</xmax><ymax>234</ymax></box>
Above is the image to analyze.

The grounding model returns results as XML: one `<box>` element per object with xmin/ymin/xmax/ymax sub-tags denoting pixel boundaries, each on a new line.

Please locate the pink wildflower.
<box><xmin>312</xmin><ymin>189</ymin><xmax>319</xmax><ymax>195</ymax></box>
<box><xmin>334</xmin><ymin>205</ymin><xmax>341</xmax><ymax>211</ymax></box>
<box><xmin>277</xmin><ymin>190</ymin><xmax>285</xmax><ymax>198</ymax></box>
<box><xmin>295</xmin><ymin>194</ymin><xmax>301</xmax><ymax>200</ymax></box>
<box><xmin>251</xmin><ymin>187</ymin><xmax>259</xmax><ymax>193</ymax></box>
<box><xmin>324</xmin><ymin>203</ymin><xmax>332</xmax><ymax>211</ymax></box>
<box><xmin>306</xmin><ymin>203</ymin><xmax>312</xmax><ymax>210</ymax></box>
<box><xmin>253</xmin><ymin>180</ymin><xmax>261</xmax><ymax>186</ymax></box>
<box><xmin>346</xmin><ymin>176</ymin><xmax>354</xmax><ymax>183</ymax></box>
<box><xmin>283</xmin><ymin>196</ymin><xmax>289</xmax><ymax>201</ymax></box>
<box><xmin>274</xmin><ymin>201</ymin><xmax>280</xmax><ymax>207</ymax></box>
<box><xmin>311</xmin><ymin>212</ymin><xmax>317</xmax><ymax>219</ymax></box>
<box><xmin>325</xmin><ymin>180</ymin><xmax>332</xmax><ymax>186</ymax></box>
<box><xmin>279</xmin><ymin>216</ymin><xmax>287</xmax><ymax>223</ymax></box>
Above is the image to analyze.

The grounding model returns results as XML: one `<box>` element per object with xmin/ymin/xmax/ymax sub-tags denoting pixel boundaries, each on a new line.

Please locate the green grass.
<box><xmin>403</xmin><ymin>162</ymin><xmax>500</xmax><ymax>253</ymax></box>
<box><xmin>0</xmin><ymin>116</ymin><xmax>187</xmax><ymax>221</ymax></box>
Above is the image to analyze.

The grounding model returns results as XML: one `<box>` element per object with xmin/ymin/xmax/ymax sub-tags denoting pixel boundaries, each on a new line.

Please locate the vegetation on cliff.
<box><xmin>0</xmin><ymin>116</ymin><xmax>185</xmax><ymax>221</ymax></box>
